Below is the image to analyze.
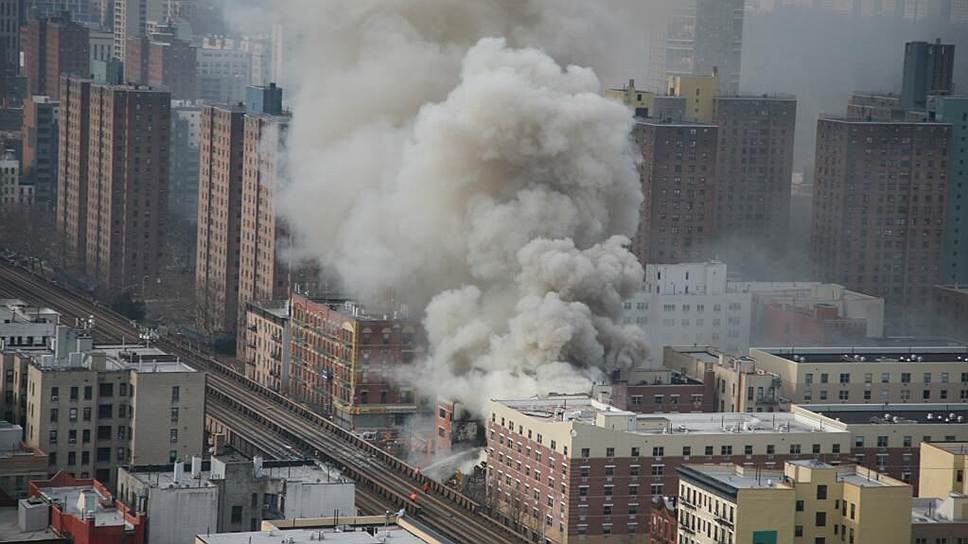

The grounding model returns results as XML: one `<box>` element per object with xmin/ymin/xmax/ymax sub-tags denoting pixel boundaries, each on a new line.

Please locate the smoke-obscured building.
<box><xmin>632</xmin><ymin>120</ymin><xmax>719</xmax><ymax>265</ymax></box>
<box><xmin>195</xmin><ymin>90</ymin><xmax>297</xmax><ymax>338</ymax></box>
<box><xmin>592</xmin><ymin>367</ymin><xmax>715</xmax><ymax>414</ymax></box>
<box><xmin>928</xmin><ymin>95</ymin><xmax>968</xmax><ymax>285</ymax></box>
<box><xmin>902</xmin><ymin>39</ymin><xmax>955</xmax><ymax>112</ymax></box>
<box><xmin>289</xmin><ymin>294</ymin><xmax>421</xmax><ymax>451</ymax></box>
<box><xmin>932</xmin><ymin>285</ymin><xmax>968</xmax><ymax>342</ymax></box>
<box><xmin>665</xmin><ymin>346</ymin><xmax>787</xmax><ymax>413</ymax></box>
<box><xmin>712</xmin><ymin>95</ymin><xmax>797</xmax><ymax>275</ymax></box>
<box><xmin>665</xmin><ymin>0</ymin><xmax>745</xmax><ymax>95</ymax></box>
<box><xmin>196</xmin><ymin>36</ymin><xmax>251</xmax><ymax>104</ymax></box>
<box><xmin>623</xmin><ymin>262</ymin><xmax>752</xmax><ymax>356</ymax></box>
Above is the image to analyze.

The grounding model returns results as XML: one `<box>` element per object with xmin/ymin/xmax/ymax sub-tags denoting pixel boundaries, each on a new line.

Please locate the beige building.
<box><xmin>749</xmin><ymin>346</ymin><xmax>968</xmax><ymax>405</ymax></box>
<box><xmin>911</xmin><ymin>442</ymin><xmax>968</xmax><ymax>543</ymax></box>
<box><xmin>668</xmin><ymin>73</ymin><xmax>720</xmax><ymax>123</ymax></box>
<box><xmin>237</xmin><ymin>300</ymin><xmax>289</xmax><ymax>392</ymax></box>
<box><xmin>0</xmin><ymin>421</ymin><xmax>48</xmax><ymax>500</ymax></box>
<box><xmin>19</xmin><ymin>342</ymin><xmax>205</xmax><ymax>486</ymax></box>
<box><xmin>677</xmin><ymin>460</ymin><xmax>912</xmax><ymax>544</ymax></box>
<box><xmin>665</xmin><ymin>346</ymin><xmax>787</xmax><ymax>413</ymax></box>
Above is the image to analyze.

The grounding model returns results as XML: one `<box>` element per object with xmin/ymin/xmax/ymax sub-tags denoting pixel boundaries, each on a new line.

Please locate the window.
<box><xmin>70</xmin><ymin>387</ymin><xmax>78</xmax><ymax>401</ymax></box>
<box><xmin>651</xmin><ymin>465</ymin><xmax>664</xmax><ymax>476</ymax></box>
<box><xmin>231</xmin><ymin>506</ymin><xmax>242</xmax><ymax>523</ymax></box>
<box><xmin>839</xmin><ymin>390</ymin><xmax>849</xmax><ymax>400</ymax></box>
<box><xmin>171</xmin><ymin>408</ymin><xmax>179</xmax><ymax>424</ymax></box>
<box><xmin>69</xmin><ymin>408</ymin><xmax>77</xmax><ymax>422</ymax></box>
<box><xmin>99</xmin><ymin>383</ymin><xmax>113</xmax><ymax>397</ymax></box>
<box><xmin>721</xmin><ymin>445</ymin><xmax>732</xmax><ymax>455</ymax></box>
<box><xmin>48</xmin><ymin>430</ymin><xmax>57</xmax><ymax>445</ymax></box>
<box><xmin>816</xmin><ymin>512</ymin><xmax>826</xmax><ymax>526</ymax></box>
<box><xmin>631</xmin><ymin>447</ymin><xmax>640</xmax><ymax>457</ymax></box>
<box><xmin>68</xmin><ymin>430</ymin><xmax>76</xmax><ymax>444</ymax></box>
<box><xmin>790</xmin><ymin>444</ymin><xmax>801</xmax><ymax>454</ymax></box>
<box><xmin>629</xmin><ymin>484</ymin><xmax>639</xmax><ymax>495</ymax></box>
<box><xmin>629</xmin><ymin>465</ymin><xmax>640</xmax><ymax>476</ymax></box>
<box><xmin>812</xmin><ymin>444</ymin><xmax>821</xmax><ymax>454</ymax></box>
<box><xmin>98</xmin><ymin>404</ymin><xmax>112</xmax><ymax>418</ymax></box>
<box><xmin>50</xmin><ymin>387</ymin><xmax>59</xmax><ymax>401</ymax></box>
<box><xmin>925</xmin><ymin>373</ymin><xmax>933</xmax><ymax>384</ymax></box>
<box><xmin>119</xmin><ymin>383</ymin><xmax>128</xmax><ymax>396</ymax></box>
<box><xmin>796</xmin><ymin>500</ymin><xmax>804</xmax><ymax>511</ymax></box>
<box><xmin>97</xmin><ymin>426</ymin><xmax>111</xmax><ymax>440</ymax></box>
<box><xmin>705</xmin><ymin>446</ymin><xmax>714</xmax><ymax>456</ymax></box>
<box><xmin>745</xmin><ymin>445</ymin><xmax>753</xmax><ymax>455</ymax></box>
<box><xmin>580</xmin><ymin>448</ymin><xmax>589</xmax><ymax>457</ymax></box>
<box><xmin>83</xmin><ymin>407</ymin><xmax>91</xmax><ymax>421</ymax></box>
<box><xmin>606</xmin><ymin>447</ymin><xmax>614</xmax><ymax>457</ymax></box>
<box><xmin>832</xmin><ymin>444</ymin><xmax>841</xmax><ymax>454</ymax></box>
<box><xmin>839</xmin><ymin>373</ymin><xmax>850</xmax><ymax>384</ymax></box>
<box><xmin>817</xmin><ymin>485</ymin><xmax>827</xmax><ymax>499</ymax></box>
<box><xmin>821</xmin><ymin>373</ymin><xmax>828</xmax><ymax>384</ymax></box>
<box><xmin>795</xmin><ymin>526</ymin><xmax>803</xmax><ymax>537</ymax></box>
<box><xmin>877</xmin><ymin>436</ymin><xmax>888</xmax><ymax>448</ymax></box>
<box><xmin>901</xmin><ymin>373</ymin><xmax>911</xmax><ymax>383</ymax></box>
<box><xmin>682</xmin><ymin>446</ymin><xmax>691</xmax><ymax>456</ymax></box>
<box><xmin>170</xmin><ymin>429</ymin><xmax>178</xmax><ymax>442</ymax></box>
<box><xmin>652</xmin><ymin>447</ymin><xmax>664</xmax><ymax>457</ymax></box>
<box><xmin>171</xmin><ymin>386</ymin><xmax>180</xmax><ymax>402</ymax></box>
<box><xmin>50</xmin><ymin>408</ymin><xmax>58</xmax><ymax>423</ymax></box>
<box><xmin>97</xmin><ymin>448</ymin><xmax>110</xmax><ymax>462</ymax></box>
<box><xmin>903</xmin><ymin>435</ymin><xmax>913</xmax><ymax>447</ymax></box>
<box><xmin>767</xmin><ymin>445</ymin><xmax>775</xmax><ymax>454</ymax></box>
<box><xmin>806</xmin><ymin>373</ymin><xmax>814</xmax><ymax>385</ymax></box>
<box><xmin>855</xmin><ymin>436</ymin><xmax>865</xmax><ymax>447</ymax></box>
<box><xmin>82</xmin><ymin>429</ymin><xmax>90</xmax><ymax>443</ymax></box>
<box><xmin>84</xmin><ymin>386</ymin><xmax>92</xmax><ymax>400</ymax></box>
<box><xmin>882</xmin><ymin>372</ymin><xmax>891</xmax><ymax>383</ymax></box>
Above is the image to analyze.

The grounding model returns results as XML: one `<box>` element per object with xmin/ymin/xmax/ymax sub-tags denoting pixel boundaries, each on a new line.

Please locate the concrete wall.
<box><xmin>284</xmin><ymin>480</ymin><xmax>355</xmax><ymax>519</ymax></box>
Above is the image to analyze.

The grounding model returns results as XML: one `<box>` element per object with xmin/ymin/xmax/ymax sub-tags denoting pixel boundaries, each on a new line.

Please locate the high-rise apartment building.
<box><xmin>56</xmin><ymin>77</ymin><xmax>91</xmax><ymax>268</ymax></box>
<box><xmin>22</xmin><ymin>13</ymin><xmax>90</xmax><ymax>100</ymax></box>
<box><xmin>169</xmin><ymin>100</ymin><xmax>200</xmax><ymax>223</ymax></box>
<box><xmin>677</xmin><ymin>460</ymin><xmax>912</xmax><ymax>544</ymax></box>
<box><xmin>195</xmin><ymin>104</ymin><xmax>245</xmax><ymax>335</ymax></box>
<box><xmin>17</xmin><ymin>343</ymin><xmax>205</xmax><ymax>486</ymax></box>
<box><xmin>712</xmin><ymin>96</ymin><xmax>797</xmax><ymax>273</ymax></box>
<box><xmin>632</xmin><ymin>119</ymin><xmax>718</xmax><ymax>265</ymax></box>
<box><xmin>196</xmin><ymin>86</ymin><xmax>297</xmax><ymax>336</ymax></box>
<box><xmin>237</xmin><ymin>300</ymin><xmax>289</xmax><ymax>392</ymax></box>
<box><xmin>196</xmin><ymin>36</ymin><xmax>252</xmax><ymax>104</ymax></box>
<box><xmin>902</xmin><ymin>39</ymin><xmax>955</xmax><ymax>111</ymax></box>
<box><xmin>289</xmin><ymin>294</ymin><xmax>421</xmax><ymax>449</ymax></box>
<box><xmin>125</xmin><ymin>30</ymin><xmax>197</xmax><ymax>100</ymax></box>
<box><xmin>113</xmin><ymin>0</ymin><xmax>147</xmax><ymax>61</ymax></box>
<box><xmin>0</xmin><ymin>0</ymin><xmax>18</xmax><ymax>78</ymax></box>
<box><xmin>22</xmin><ymin>96</ymin><xmax>59</xmax><ymax>209</ymax></box>
<box><xmin>665</xmin><ymin>0</ymin><xmax>745</xmax><ymax>95</ymax></box>
<box><xmin>811</xmin><ymin>117</ymin><xmax>951</xmax><ymax>325</ymax></box>
<box><xmin>928</xmin><ymin>95</ymin><xmax>968</xmax><ymax>285</ymax></box>
<box><xmin>237</xmin><ymin>110</ymin><xmax>289</xmax><ymax>315</ymax></box>
<box><xmin>83</xmin><ymin>84</ymin><xmax>170</xmax><ymax>294</ymax></box>
<box><xmin>932</xmin><ymin>285</ymin><xmax>968</xmax><ymax>342</ymax></box>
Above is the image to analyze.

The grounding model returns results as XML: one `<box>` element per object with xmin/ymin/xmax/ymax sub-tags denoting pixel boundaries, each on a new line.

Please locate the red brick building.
<box><xmin>22</xmin><ymin>14</ymin><xmax>89</xmax><ymax>100</ymax></box>
<box><xmin>289</xmin><ymin>294</ymin><xmax>422</xmax><ymax>450</ymax></box>
<box><xmin>632</xmin><ymin>119</ymin><xmax>719</xmax><ymax>265</ymax></box>
<box><xmin>485</xmin><ymin>398</ymin><xmax>968</xmax><ymax>543</ymax></box>
<box><xmin>29</xmin><ymin>472</ymin><xmax>145</xmax><ymax>544</ymax></box>
<box><xmin>648</xmin><ymin>496</ymin><xmax>677</xmax><ymax>544</ymax></box>
<box><xmin>757</xmin><ymin>302</ymin><xmax>869</xmax><ymax>346</ymax></box>
<box><xmin>596</xmin><ymin>368</ymin><xmax>715</xmax><ymax>414</ymax></box>
<box><xmin>434</xmin><ymin>399</ymin><xmax>481</xmax><ymax>453</ymax></box>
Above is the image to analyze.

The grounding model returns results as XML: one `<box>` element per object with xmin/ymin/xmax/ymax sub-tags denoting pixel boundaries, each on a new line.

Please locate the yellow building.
<box><xmin>677</xmin><ymin>460</ymin><xmax>912</xmax><ymax>544</ymax></box>
<box><xmin>604</xmin><ymin>78</ymin><xmax>656</xmax><ymax>114</ymax></box>
<box><xmin>918</xmin><ymin>442</ymin><xmax>968</xmax><ymax>497</ymax></box>
<box><xmin>668</xmin><ymin>73</ymin><xmax>720</xmax><ymax>122</ymax></box>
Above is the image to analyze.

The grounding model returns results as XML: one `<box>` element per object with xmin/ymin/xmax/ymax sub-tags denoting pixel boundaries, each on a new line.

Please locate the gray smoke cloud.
<box><xmin>270</xmin><ymin>1</ymin><xmax>657</xmax><ymax>414</ymax></box>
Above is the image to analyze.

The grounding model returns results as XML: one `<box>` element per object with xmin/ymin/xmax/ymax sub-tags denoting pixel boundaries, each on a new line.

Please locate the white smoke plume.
<box><xmin>271</xmin><ymin>1</ymin><xmax>660</xmax><ymax>414</ymax></box>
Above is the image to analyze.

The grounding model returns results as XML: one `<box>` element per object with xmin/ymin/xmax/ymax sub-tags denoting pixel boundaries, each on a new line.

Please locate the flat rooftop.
<box><xmin>0</xmin><ymin>506</ymin><xmax>63</xmax><ymax>543</ymax></box>
<box><xmin>804</xmin><ymin>404</ymin><xmax>968</xmax><ymax>425</ymax></box>
<box><xmin>36</xmin><ymin>485</ymin><xmax>131</xmax><ymax>529</ymax></box>
<box><xmin>759</xmin><ymin>345</ymin><xmax>968</xmax><ymax>364</ymax></box>
<box><xmin>923</xmin><ymin>442</ymin><xmax>968</xmax><ymax>455</ymax></box>
<box><xmin>678</xmin><ymin>464</ymin><xmax>785</xmax><ymax>492</ymax></box>
<box><xmin>498</xmin><ymin>396</ymin><xmax>834</xmax><ymax>436</ymax></box>
<box><xmin>35</xmin><ymin>345</ymin><xmax>196</xmax><ymax>373</ymax></box>
<box><xmin>633</xmin><ymin>118</ymin><xmax>717</xmax><ymax>129</ymax></box>
<box><xmin>196</xmin><ymin>527</ymin><xmax>427</xmax><ymax>544</ymax></box>
<box><xmin>128</xmin><ymin>459</ymin><xmax>348</xmax><ymax>489</ymax></box>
